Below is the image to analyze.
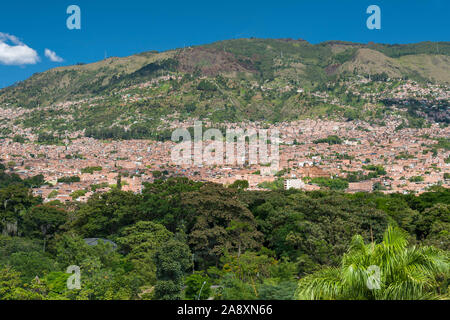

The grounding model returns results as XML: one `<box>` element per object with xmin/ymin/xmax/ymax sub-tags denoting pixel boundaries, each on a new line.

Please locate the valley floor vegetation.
<box><xmin>0</xmin><ymin>161</ymin><xmax>448</xmax><ymax>300</ymax></box>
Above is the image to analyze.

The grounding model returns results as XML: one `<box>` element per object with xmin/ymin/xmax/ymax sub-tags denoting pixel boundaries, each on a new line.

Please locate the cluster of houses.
<box><xmin>0</xmin><ymin>116</ymin><xmax>448</xmax><ymax>202</ymax></box>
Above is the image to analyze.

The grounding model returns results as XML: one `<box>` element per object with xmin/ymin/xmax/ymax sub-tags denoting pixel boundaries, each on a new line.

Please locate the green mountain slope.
<box><xmin>1</xmin><ymin>39</ymin><xmax>449</xmax><ymax>109</ymax></box>
<box><xmin>0</xmin><ymin>39</ymin><xmax>448</xmax><ymax>141</ymax></box>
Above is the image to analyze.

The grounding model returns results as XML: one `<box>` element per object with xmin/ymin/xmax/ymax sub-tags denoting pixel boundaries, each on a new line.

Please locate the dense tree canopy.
<box><xmin>0</xmin><ymin>164</ymin><xmax>448</xmax><ymax>300</ymax></box>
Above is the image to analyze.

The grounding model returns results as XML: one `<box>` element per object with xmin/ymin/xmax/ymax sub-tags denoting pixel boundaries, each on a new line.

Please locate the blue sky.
<box><xmin>0</xmin><ymin>0</ymin><xmax>449</xmax><ymax>88</ymax></box>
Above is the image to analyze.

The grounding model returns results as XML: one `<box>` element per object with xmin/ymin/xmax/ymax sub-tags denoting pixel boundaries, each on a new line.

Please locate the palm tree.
<box><xmin>296</xmin><ymin>226</ymin><xmax>449</xmax><ymax>300</ymax></box>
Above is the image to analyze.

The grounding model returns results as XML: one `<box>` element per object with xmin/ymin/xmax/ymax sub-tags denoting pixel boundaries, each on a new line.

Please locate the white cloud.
<box><xmin>0</xmin><ymin>33</ymin><xmax>39</xmax><ymax>65</ymax></box>
<box><xmin>45</xmin><ymin>48</ymin><xmax>64</xmax><ymax>63</ymax></box>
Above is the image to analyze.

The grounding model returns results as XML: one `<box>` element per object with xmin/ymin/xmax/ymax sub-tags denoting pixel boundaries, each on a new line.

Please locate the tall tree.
<box><xmin>139</xmin><ymin>178</ymin><xmax>203</xmax><ymax>232</ymax></box>
<box><xmin>0</xmin><ymin>184</ymin><xmax>41</xmax><ymax>236</ymax></box>
<box><xmin>23</xmin><ymin>204</ymin><xmax>67</xmax><ymax>251</ymax></box>
<box><xmin>183</xmin><ymin>183</ymin><xmax>262</xmax><ymax>268</ymax></box>
<box><xmin>116</xmin><ymin>221</ymin><xmax>173</xmax><ymax>285</ymax></box>
<box><xmin>153</xmin><ymin>239</ymin><xmax>192</xmax><ymax>300</ymax></box>
<box><xmin>71</xmin><ymin>189</ymin><xmax>141</xmax><ymax>237</ymax></box>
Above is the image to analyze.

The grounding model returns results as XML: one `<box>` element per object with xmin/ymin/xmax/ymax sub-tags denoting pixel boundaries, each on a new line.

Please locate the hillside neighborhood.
<box><xmin>0</xmin><ymin>116</ymin><xmax>448</xmax><ymax>202</ymax></box>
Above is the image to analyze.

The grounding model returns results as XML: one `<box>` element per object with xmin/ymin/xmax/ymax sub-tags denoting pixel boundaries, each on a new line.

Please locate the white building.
<box><xmin>284</xmin><ymin>179</ymin><xmax>305</xmax><ymax>190</ymax></box>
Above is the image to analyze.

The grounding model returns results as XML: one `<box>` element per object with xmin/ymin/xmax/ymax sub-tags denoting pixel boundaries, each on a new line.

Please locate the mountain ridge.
<box><xmin>0</xmin><ymin>38</ymin><xmax>448</xmax><ymax>141</ymax></box>
<box><xmin>1</xmin><ymin>38</ymin><xmax>450</xmax><ymax>108</ymax></box>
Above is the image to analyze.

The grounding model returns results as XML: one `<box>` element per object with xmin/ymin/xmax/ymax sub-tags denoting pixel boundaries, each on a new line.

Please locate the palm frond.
<box><xmin>296</xmin><ymin>225</ymin><xmax>450</xmax><ymax>300</ymax></box>
<box><xmin>296</xmin><ymin>267</ymin><xmax>345</xmax><ymax>300</ymax></box>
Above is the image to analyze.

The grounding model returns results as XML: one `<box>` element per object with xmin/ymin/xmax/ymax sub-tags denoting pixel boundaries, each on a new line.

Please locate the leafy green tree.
<box><xmin>117</xmin><ymin>221</ymin><xmax>173</xmax><ymax>258</ymax></box>
<box><xmin>313</xmin><ymin>135</ymin><xmax>342</xmax><ymax>145</ymax></box>
<box><xmin>311</xmin><ymin>177</ymin><xmax>349</xmax><ymax>191</ymax></box>
<box><xmin>0</xmin><ymin>235</ymin><xmax>44</xmax><ymax>258</ymax></box>
<box><xmin>363</xmin><ymin>164</ymin><xmax>387</xmax><ymax>176</ymax></box>
<box><xmin>247</xmin><ymin>191</ymin><xmax>388</xmax><ymax>270</ymax></box>
<box><xmin>139</xmin><ymin>178</ymin><xmax>202</xmax><ymax>232</ymax></box>
<box><xmin>416</xmin><ymin>204</ymin><xmax>450</xmax><ymax>250</ymax></box>
<box><xmin>23</xmin><ymin>174</ymin><xmax>45</xmax><ymax>188</ymax></box>
<box><xmin>55</xmin><ymin>234</ymin><xmax>122</xmax><ymax>271</ymax></box>
<box><xmin>48</xmin><ymin>190</ymin><xmax>58</xmax><ymax>199</ymax></box>
<box><xmin>116</xmin><ymin>173</ymin><xmax>122</xmax><ymax>191</ymax></box>
<box><xmin>44</xmin><ymin>271</ymin><xmax>71</xmax><ymax>296</ymax></box>
<box><xmin>0</xmin><ymin>235</ymin><xmax>56</xmax><ymax>283</ymax></box>
<box><xmin>0</xmin><ymin>267</ymin><xmax>24</xmax><ymax>300</ymax></box>
<box><xmin>185</xmin><ymin>272</ymin><xmax>212</xmax><ymax>300</ymax></box>
<box><xmin>71</xmin><ymin>189</ymin><xmax>141</xmax><ymax>237</ymax></box>
<box><xmin>0</xmin><ymin>267</ymin><xmax>48</xmax><ymax>300</ymax></box>
<box><xmin>81</xmin><ymin>166</ymin><xmax>102</xmax><ymax>174</ymax></box>
<box><xmin>372</xmin><ymin>182</ymin><xmax>386</xmax><ymax>191</ymax></box>
<box><xmin>152</xmin><ymin>171</ymin><xmax>162</xmax><ymax>178</ymax></box>
<box><xmin>409</xmin><ymin>176</ymin><xmax>425</xmax><ymax>183</ymax></box>
<box><xmin>116</xmin><ymin>221</ymin><xmax>173</xmax><ymax>285</ymax></box>
<box><xmin>0</xmin><ymin>184</ymin><xmax>41</xmax><ymax>236</ymax></box>
<box><xmin>65</xmin><ymin>268</ymin><xmax>137</xmax><ymax>300</ymax></box>
<box><xmin>258</xmin><ymin>280</ymin><xmax>297</xmax><ymax>300</ymax></box>
<box><xmin>23</xmin><ymin>204</ymin><xmax>67</xmax><ymax>250</ymax></box>
<box><xmin>0</xmin><ymin>170</ymin><xmax>23</xmax><ymax>188</ymax></box>
<box><xmin>197</xmin><ymin>80</ymin><xmax>217</xmax><ymax>91</ymax></box>
<box><xmin>52</xmin><ymin>234</ymin><xmax>141</xmax><ymax>300</ymax></box>
<box><xmin>153</xmin><ymin>239</ymin><xmax>192</xmax><ymax>300</ymax></box>
<box><xmin>216</xmin><ymin>273</ymin><xmax>258</xmax><ymax>300</ymax></box>
<box><xmin>53</xmin><ymin>234</ymin><xmax>95</xmax><ymax>267</ymax></box>
<box><xmin>5</xmin><ymin>251</ymin><xmax>58</xmax><ymax>283</ymax></box>
<box><xmin>296</xmin><ymin>226</ymin><xmax>449</xmax><ymax>300</ymax></box>
<box><xmin>406</xmin><ymin>187</ymin><xmax>450</xmax><ymax>212</ymax></box>
<box><xmin>70</xmin><ymin>190</ymin><xmax>87</xmax><ymax>200</ymax></box>
<box><xmin>57</xmin><ymin>176</ymin><xmax>81</xmax><ymax>184</ymax></box>
<box><xmin>372</xmin><ymin>194</ymin><xmax>419</xmax><ymax>234</ymax></box>
<box><xmin>221</xmin><ymin>251</ymin><xmax>276</xmax><ymax>283</ymax></box>
<box><xmin>229</xmin><ymin>180</ymin><xmax>249</xmax><ymax>190</ymax></box>
<box><xmin>183</xmin><ymin>183</ymin><xmax>262</xmax><ymax>268</ymax></box>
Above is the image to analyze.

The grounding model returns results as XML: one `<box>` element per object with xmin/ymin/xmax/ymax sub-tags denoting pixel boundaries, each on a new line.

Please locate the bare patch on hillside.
<box><xmin>398</xmin><ymin>54</ymin><xmax>450</xmax><ymax>84</ymax></box>
<box><xmin>176</xmin><ymin>47</ymin><xmax>257</xmax><ymax>76</ymax></box>
<box><xmin>339</xmin><ymin>48</ymin><xmax>405</xmax><ymax>77</ymax></box>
